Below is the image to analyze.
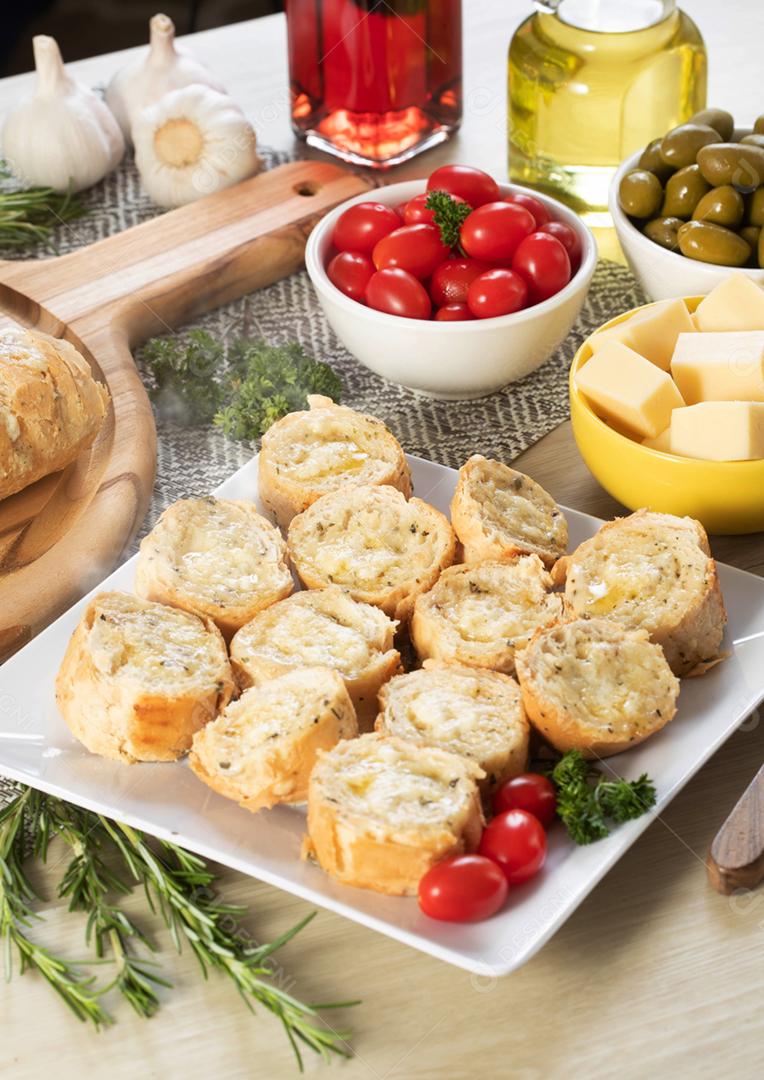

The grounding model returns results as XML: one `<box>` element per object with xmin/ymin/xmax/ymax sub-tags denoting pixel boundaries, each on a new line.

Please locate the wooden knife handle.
<box><xmin>707</xmin><ymin>762</ymin><xmax>764</xmax><ymax>894</ymax></box>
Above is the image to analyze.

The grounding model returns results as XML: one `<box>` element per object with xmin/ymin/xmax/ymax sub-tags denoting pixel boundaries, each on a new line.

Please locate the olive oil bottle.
<box><xmin>508</xmin><ymin>0</ymin><xmax>706</xmax><ymax>225</ymax></box>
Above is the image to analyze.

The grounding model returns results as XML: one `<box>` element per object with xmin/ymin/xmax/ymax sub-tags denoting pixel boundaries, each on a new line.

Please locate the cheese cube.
<box><xmin>589</xmin><ymin>299</ymin><xmax>695</xmax><ymax>371</ymax></box>
<box><xmin>669</xmin><ymin>401</ymin><xmax>764</xmax><ymax>461</ymax></box>
<box><xmin>694</xmin><ymin>274</ymin><xmax>764</xmax><ymax>332</ymax></box>
<box><xmin>642</xmin><ymin>427</ymin><xmax>673</xmax><ymax>452</ymax></box>
<box><xmin>670</xmin><ymin>331</ymin><xmax>764</xmax><ymax>404</ymax></box>
<box><xmin>576</xmin><ymin>342</ymin><xmax>685</xmax><ymax>439</ymax></box>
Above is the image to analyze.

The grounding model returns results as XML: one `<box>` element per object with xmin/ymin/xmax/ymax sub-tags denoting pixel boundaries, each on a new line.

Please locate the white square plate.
<box><xmin>1</xmin><ymin>454</ymin><xmax>763</xmax><ymax>977</ymax></box>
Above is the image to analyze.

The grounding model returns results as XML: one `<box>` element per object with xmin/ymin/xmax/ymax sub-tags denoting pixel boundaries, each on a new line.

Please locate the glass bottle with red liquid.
<box><xmin>286</xmin><ymin>0</ymin><xmax>462</xmax><ymax>168</ymax></box>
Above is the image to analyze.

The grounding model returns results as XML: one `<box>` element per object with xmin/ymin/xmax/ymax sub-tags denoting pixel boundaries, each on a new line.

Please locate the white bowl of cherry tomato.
<box><xmin>305</xmin><ymin>164</ymin><xmax>596</xmax><ymax>399</ymax></box>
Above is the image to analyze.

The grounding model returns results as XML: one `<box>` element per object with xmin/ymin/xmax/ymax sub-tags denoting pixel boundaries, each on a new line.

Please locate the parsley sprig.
<box><xmin>547</xmin><ymin>751</ymin><xmax>657</xmax><ymax>845</ymax></box>
<box><xmin>424</xmin><ymin>190</ymin><xmax>472</xmax><ymax>250</ymax></box>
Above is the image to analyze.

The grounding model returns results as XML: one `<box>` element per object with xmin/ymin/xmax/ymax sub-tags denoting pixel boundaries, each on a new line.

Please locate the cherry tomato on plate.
<box><xmin>403</xmin><ymin>191</ymin><xmax>468</xmax><ymax>226</ymax></box>
<box><xmin>512</xmin><ymin>232</ymin><xmax>572</xmax><ymax>304</ymax></box>
<box><xmin>418</xmin><ymin>855</ymin><xmax>508</xmax><ymax>922</ymax></box>
<box><xmin>503</xmin><ymin>191</ymin><xmax>551</xmax><ymax>227</ymax></box>
<box><xmin>479</xmin><ymin>809</ymin><xmax>547</xmax><ymax>885</ymax></box>
<box><xmin>430</xmin><ymin>257</ymin><xmax>490</xmax><ymax>306</ymax></box>
<box><xmin>326</xmin><ymin>250</ymin><xmax>375</xmax><ymax>303</ymax></box>
<box><xmin>493</xmin><ymin>773</ymin><xmax>557</xmax><ymax>827</ymax></box>
<box><xmin>426</xmin><ymin>164</ymin><xmax>500</xmax><ymax>208</ymax></box>
<box><xmin>460</xmin><ymin>201</ymin><xmax>536</xmax><ymax>264</ymax></box>
<box><xmin>333</xmin><ymin>202</ymin><xmax>401</xmax><ymax>255</ymax></box>
<box><xmin>467</xmin><ymin>268</ymin><xmax>528</xmax><ymax>319</ymax></box>
<box><xmin>366</xmin><ymin>267</ymin><xmax>432</xmax><ymax>320</ymax></box>
<box><xmin>373</xmin><ymin>223</ymin><xmax>450</xmax><ymax>280</ymax></box>
<box><xmin>435</xmin><ymin>302</ymin><xmax>475</xmax><ymax>321</ymax></box>
<box><xmin>393</xmin><ymin>201</ymin><xmax>409</xmax><ymax>220</ymax></box>
<box><xmin>537</xmin><ymin>220</ymin><xmax>583</xmax><ymax>272</ymax></box>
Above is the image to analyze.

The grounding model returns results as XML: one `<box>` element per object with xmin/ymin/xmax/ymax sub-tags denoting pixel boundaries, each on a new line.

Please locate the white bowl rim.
<box><xmin>306</xmin><ymin>179</ymin><xmax>597</xmax><ymax>331</ymax></box>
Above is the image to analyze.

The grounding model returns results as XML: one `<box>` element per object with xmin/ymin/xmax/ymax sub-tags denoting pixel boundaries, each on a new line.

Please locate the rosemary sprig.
<box><xmin>0</xmin><ymin>162</ymin><xmax>85</xmax><ymax>247</ymax></box>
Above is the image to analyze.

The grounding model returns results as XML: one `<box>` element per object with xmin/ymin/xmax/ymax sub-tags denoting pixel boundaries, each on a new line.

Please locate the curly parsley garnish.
<box><xmin>547</xmin><ymin>751</ymin><xmax>657</xmax><ymax>846</ymax></box>
<box><xmin>424</xmin><ymin>189</ymin><xmax>472</xmax><ymax>250</ymax></box>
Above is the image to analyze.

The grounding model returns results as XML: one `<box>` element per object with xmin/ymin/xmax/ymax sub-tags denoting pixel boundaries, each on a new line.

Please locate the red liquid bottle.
<box><xmin>286</xmin><ymin>0</ymin><xmax>462</xmax><ymax>168</ymax></box>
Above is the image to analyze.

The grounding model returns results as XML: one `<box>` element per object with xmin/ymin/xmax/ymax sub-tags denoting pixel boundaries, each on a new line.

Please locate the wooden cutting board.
<box><xmin>0</xmin><ymin>160</ymin><xmax>373</xmax><ymax>663</ymax></box>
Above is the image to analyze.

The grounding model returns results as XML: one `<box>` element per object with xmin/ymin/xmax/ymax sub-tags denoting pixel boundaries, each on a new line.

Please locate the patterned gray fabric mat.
<box><xmin>0</xmin><ymin>150</ymin><xmax>644</xmax><ymax>809</ymax></box>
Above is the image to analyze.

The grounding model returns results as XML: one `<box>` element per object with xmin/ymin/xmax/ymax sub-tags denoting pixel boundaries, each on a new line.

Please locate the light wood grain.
<box><xmin>708</xmin><ymin>763</ymin><xmax>764</xmax><ymax>893</ymax></box>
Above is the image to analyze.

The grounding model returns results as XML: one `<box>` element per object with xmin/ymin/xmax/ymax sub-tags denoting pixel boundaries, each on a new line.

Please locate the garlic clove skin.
<box><xmin>2</xmin><ymin>35</ymin><xmax>124</xmax><ymax>193</ymax></box>
<box><xmin>133</xmin><ymin>83</ymin><xmax>260</xmax><ymax>209</ymax></box>
<box><xmin>106</xmin><ymin>13</ymin><xmax>226</xmax><ymax>145</ymax></box>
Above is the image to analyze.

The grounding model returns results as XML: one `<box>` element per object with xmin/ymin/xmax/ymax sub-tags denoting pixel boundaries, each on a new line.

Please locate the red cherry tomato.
<box><xmin>333</xmin><ymin>202</ymin><xmax>401</xmax><ymax>255</ymax></box>
<box><xmin>460</xmin><ymin>202</ymin><xmax>536</xmax><ymax>264</ymax></box>
<box><xmin>426</xmin><ymin>165</ymin><xmax>500</xmax><ymax>208</ymax></box>
<box><xmin>403</xmin><ymin>191</ymin><xmax>469</xmax><ymax>227</ymax></box>
<box><xmin>418</xmin><ymin>855</ymin><xmax>508</xmax><ymax>922</ymax></box>
<box><xmin>394</xmin><ymin>201</ymin><xmax>409</xmax><ymax>220</ymax></box>
<box><xmin>435</xmin><ymin>303</ymin><xmax>475</xmax><ymax>321</ymax></box>
<box><xmin>537</xmin><ymin>220</ymin><xmax>583</xmax><ymax>272</ymax></box>
<box><xmin>430</xmin><ymin>257</ymin><xmax>490</xmax><ymax>306</ymax></box>
<box><xmin>512</xmin><ymin>232</ymin><xmax>572</xmax><ymax>304</ymax></box>
<box><xmin>467</xmin><ymin>268</ymin><xmax>528</xmax><ymax>319</ymax></box>
<box><xmin>503</xmin><ymin>191</ymin><xmax>551</xmax><ymax>227</ymax></box>
<box><xmin>326</xmin><ymin>250</ymin><xmax>375</xmax><ymax>303</ymax></box>
<box><xmin>479</xmin><ymin>809</ymin><xmax>547</xmax><ymax>885</ymax></box>
<box><xmin>366</xmin><ymin>268</ymin><xmax>432</xmax><ymax>320</ymax></box>
<box><xmin>372</xmin><ymin>223</ymin><xmax>450</xmax><ymax>280</ymax></box>
<box><xmin>493</xmin><ymin>773</ymin><xmax>557</xmax><ymax>827</ymax></box>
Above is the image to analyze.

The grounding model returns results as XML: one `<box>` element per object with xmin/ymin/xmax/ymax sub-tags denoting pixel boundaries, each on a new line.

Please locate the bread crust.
<box><xmin>229</xmin><ymin>586</ymin><xmax>400</xmax><ymax>731</ymax></box>
<box><xmin>0</xmin><ymin>326</ymin><xmax>109</xmax><ymax>500</ymax></box>
<box><xmin>135</xmin><ymin>497</ymin><xmax>293</xmax><ymax>640</ymax></box>
<box><xmin>411</xmin><ymin>556</ymin><xmax>563</xmax><ymax>674</ymax></box>
<box><xmin>515</xmin><ymin>617</ymin><xmax>680</xmax><ymax>757</ymax></box>
<box><xmin>304</xmin><ymin>733</ymin><xmax>484</xmax><ymax>896</ymax></box>
<box><xmin>258</xmin><ymin>396</ymin><xmax>412</xmax><ymax>529</ymax></box>
<box><xmin>450</xmin><ymin>455</ymin><xmax>568</xmax><ymax>567</ymax></box>
<box><xmin>189</xmin><ymin>667</ymin><xmax>357</xmax><ymax>812</ymax></box>
<box><xmin>287</xmin><ymin>484</ymin><xmax>456</xmax><ymax>623</ymax></box>
<box><xmin>552</xmin><ymin>509</ymin><xmax>726</xmax><ymax>677</ymax></box>
<box><xmin>55</xmin><ymin>592</ymin><xmax>234</xmax><ymax>763</ymax></box>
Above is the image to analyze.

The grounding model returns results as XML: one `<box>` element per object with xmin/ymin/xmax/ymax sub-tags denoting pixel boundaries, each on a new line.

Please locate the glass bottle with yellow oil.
<box><xmin>508</xmin><ymin>0</ymin><xmax>706</xmax><ymax>225</ymax></box>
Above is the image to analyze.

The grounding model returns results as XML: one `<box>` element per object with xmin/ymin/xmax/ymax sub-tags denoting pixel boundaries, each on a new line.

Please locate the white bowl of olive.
<box><xmin>609</xmin><ymin>108</ymin><xmax>764</xmax><ymax>301</ymax></box>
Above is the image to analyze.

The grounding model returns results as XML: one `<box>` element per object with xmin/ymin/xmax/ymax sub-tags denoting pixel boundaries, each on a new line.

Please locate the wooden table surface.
<box><xmin>2</xmin><ymin>3</ymin><xmax>764</xmax><ymax>1078</ymax></box>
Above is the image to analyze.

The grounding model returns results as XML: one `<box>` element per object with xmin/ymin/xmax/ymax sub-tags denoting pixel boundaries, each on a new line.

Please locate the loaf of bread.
<box><xmin>376</xmin><ymin>661</ymin><xmax>529</xmax><ymax>800</ymax></box>
<box><xmin>229</xmin><ymin>586</ymin><xmax>400</xmax><ymax>731</ymax></box>
<box><xmin>515</xmin><ymin>617</ymin><xmax>680</xmax><ymax>757</ymax></box>
<box><xmin>189</xmin><ymin>667</ymin><xmax>357</xmax><ymax>812</ymax></box>
<box><xmin>134</xmin><ymin>497</ymin><xmax>293</xmax><ymax>639</ymax></box>
<box><xmin>0</xmin><ymin>325</ymin><xmax>109</xmax><ymax>501</ymax></box>
<box><xmin>55</xmin><ymin>591</ymin><xmax>234</xmax><ymax>763</ymax></box>
<box><xmin>304</xmin><ymin>733</ymin><xmax>484</xmax><ymax>895</ymax></box>
<box><xmin>411</xmin><ymin>556</ymin><xmax>563</xmax><ymax>674</ymax></box>
<box><xmin>287</xmin><ymin>484</ymin><xmax>456</xmax><ymax>622</ymax></box>
<box><xmin>259</xmin><ymin>395</ymin><xmax>412</xmax><ymax>529</ymax></box>
<box><xmin>553</xmin><ymin>509</ymin><xmax>726</xmax><ymax>676</ymax></box>
<box><xmin>450</xmin><ymin>455</ymin><xmax>568</xmax><ymax>567</ymax></box>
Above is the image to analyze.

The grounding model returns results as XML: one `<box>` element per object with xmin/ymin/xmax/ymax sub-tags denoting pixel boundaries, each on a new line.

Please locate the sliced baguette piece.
<box><xmin>55</xmin><ymin>591</ymin><xmax>234</xmax><ymax>763</ymax></box>
<box><xmin>515</xmin><ymin>617</ymin><xmax>680</xmax><ymax>758</ymax></box>
<box><xmin>411</xmin><ymin>556</ymin><xmax>563</xmax><ymax>675</ymax></box>
<box><xmin>134</xmin><ymin>497</ymin><xmax>293</xmax><ymax>640</ymax></box>
<box><xmin>376</xmin><ymin>661</ymin><xmax>529</xmax><ymax>799</ymax></box>
<box><xmin>450</xmin><ymin>455</ymin><xmax>568</xmax><ymax>567</ymax></box>
<box><xmin>304</xmin><ymin>733</ymin><xmax>484</xmax><ymax>896</ymax></box>
<box><xmin>287</xmin><ymin>484</ymin><xmax>456</xmax><ymax>623</ymax></box>
<box><xmin>189</xmin><ymin>667</ymin><xmax>357</xmax><ymax>812</ymax></box>
<box><xmin>553</xmin><ymin>509</ymin><xmax>726</xmax><ymax>676</ymax></box>
<box><xmin>229</xmin><ymin>586</ymin><xmax>400</xmax><ymax>731</ymax></box>
<box><xmin>259</xmin><ymin>395</ymin><xmax>412</xmax><ymax>529</ymax></box>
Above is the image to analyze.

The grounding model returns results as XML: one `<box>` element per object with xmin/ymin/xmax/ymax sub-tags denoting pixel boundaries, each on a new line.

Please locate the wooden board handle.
<box><xmin>707</xmin><ymin>762</ymin><xmax>764</xmax><ymax>893</ymax></box>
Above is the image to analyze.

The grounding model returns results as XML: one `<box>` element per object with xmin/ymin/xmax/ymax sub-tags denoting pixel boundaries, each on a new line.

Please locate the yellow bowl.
<box><xmin>570</xmin><ymin>297</ymin><xmax>764</xmax><ymax>535</ymax></box>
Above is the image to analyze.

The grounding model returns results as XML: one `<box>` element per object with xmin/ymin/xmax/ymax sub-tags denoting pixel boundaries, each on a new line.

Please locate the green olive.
<box><xmin>747</xmin><ymin>187</ymin><xmax>764</xmax><ymax>227</ymax></box>
<box><xmin>692</xmin><ymin>185</ymin><xmax>744</xmax><ymax>228</ymax></box>
<box><xmin>643</xmin><ymin>216</ymin><xmax>683</xmax><ymax>252</ymax></box>
<box><xmin>637</xmin><ymin>138</ymin><xmax>675</xmax><ymax>182</ymax></box>
<box><xmin>759</xmin><ymin>228</ymin><xmax>764</xmax><ymax>268</ymax></box>
<box><xmin>755</xmin><ymin>115</ymin><xmax>764</xmax><ymax>136</ymax></box>
<box><xmin>741</xmin><ymin>226</ymin><xmax>761</xmax><ymax>265</ymax></box>
<box><xmin>697</xmin><ymin>142</ymin><xmax>764</xmax><ymax>189</ymax></box>
<box><xmin>659</xmin><ymin>124</ymin><xmax>722</xmax><ymax>169</ymax></box>
<box><xmin>619</xmin><ymin>169</ymin><xmax>663</xmax><ymax>218</ymax></box>
<box><xmin>661</xmin><ymin>164</ymin><xmax>711</xmax><ymax>219</ymax></box>
<box><xmin>677</xmin><ymin>220</ymin><xmax>751</xmax><ymax>266</ymax></box>
<box><xmin>690</xmin><ymin>108</ymin><xmax>734</xmax><ymax>141</ymax></box>
<box><xmin>741</xmin><ymin>134</ymin><xmax>764</xmax><ymax>149</ymax></box>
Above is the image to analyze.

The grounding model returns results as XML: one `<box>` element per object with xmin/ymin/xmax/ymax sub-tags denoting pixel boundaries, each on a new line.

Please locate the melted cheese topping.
<box><xmin>461</xmin><ymin>457</ymin><xmax>567</xmax><ymax>558</ymax></box>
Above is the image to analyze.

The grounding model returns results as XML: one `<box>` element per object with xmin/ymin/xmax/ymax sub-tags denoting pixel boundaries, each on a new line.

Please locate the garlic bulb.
<box><xmin>106</xmin><ymin>13</ymin><xmax>225</xmax><ymax>144</ymax></box>
<box><xmin>133</xmin><ymin>83</ymin><xmax>260</xmax><ymax>208</ymax></box>
<box><xmin>2</xmin><ymin>35</ymin><xmax>124</xmax><ymax>193</ymax></box>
